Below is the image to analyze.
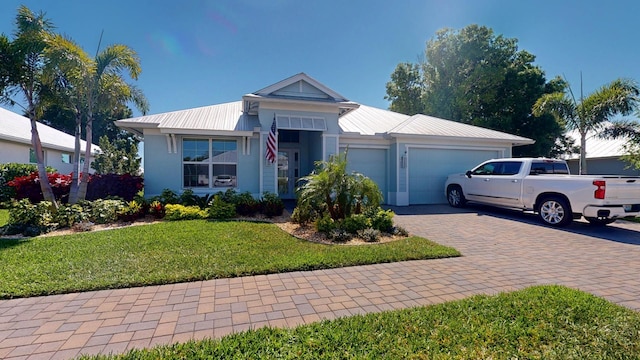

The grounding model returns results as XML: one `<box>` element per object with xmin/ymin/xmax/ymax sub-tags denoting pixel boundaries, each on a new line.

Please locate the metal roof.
<box><xmin>563</xmin><ymin>128</ymin><xmax>629</xmax><ymax>159</ymax></box>
<box><xmin>116</xmin><ymin>101</ymin><xmax>260</xmax><ymax>134</ymax></box>
<box><xmin>338</xmin><ymin>105</ymin><xmax>534</xmax><ymax>144</ymax></box>
<box><xmin>0</xmin><ymin>106</ymin><xmax>97</xmax><ymax>152</ymax></box>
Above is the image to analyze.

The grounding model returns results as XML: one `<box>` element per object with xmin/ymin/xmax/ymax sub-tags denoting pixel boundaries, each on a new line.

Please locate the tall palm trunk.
<box><xmin>29</xmin><ymin>119</ymin><xmax>58</xmax><ymax>207</ymax></box>
<box><xmin>68</xmin><ymin>113</ymin><xmax>83</xmax><ymax>203</ymax></box>
<box><xmin>76</xmin><ymin>109</ymin><xmax>93</xmax><ymax>201</ymax></box>
<box><xmin>579</xmin><ymin>130</ymin><xmax>588</xmax><ymax>175</ymax></box>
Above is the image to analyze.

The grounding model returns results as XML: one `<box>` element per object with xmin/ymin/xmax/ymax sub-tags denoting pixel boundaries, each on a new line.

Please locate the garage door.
<box><xmin>409</xmin><ymin>148</ymin><xmax>499</xmax><ymax>204</ymax></box>
<box><xmin>344</xmin><ymin>148</ymin><xmax>387</xmax><ymax>200</ymax></box>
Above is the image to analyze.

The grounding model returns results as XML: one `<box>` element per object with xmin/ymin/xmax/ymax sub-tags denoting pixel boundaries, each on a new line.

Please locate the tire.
<box><xmin>447</xmin><ymin>185</ymin><xmax>466</xmax><ymax>208</ymax></box>
<box><xmin>585</xmin><ymin>217</ymin><xmax>617</xmax><ymax>226</ymax></box>
<box><xmin>537</xmin><ymin>196</ymin><xmax>572</xmax><ymax>227</ymax></box>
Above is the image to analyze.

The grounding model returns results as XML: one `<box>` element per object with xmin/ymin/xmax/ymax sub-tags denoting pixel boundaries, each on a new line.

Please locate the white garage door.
<box><xmin>345</xmin><ymin>148</ymin><xmax>387</xmax><ymax>200</ymax></box>
<box><xmin>409</xmin><ymin>148</ymin><xmax>500</xmax><ymax>204</ymax></box>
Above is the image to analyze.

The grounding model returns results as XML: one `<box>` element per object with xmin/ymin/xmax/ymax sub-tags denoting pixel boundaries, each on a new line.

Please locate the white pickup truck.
<box><xmin>444</xmin><ymin>158</ymin><xmax>640</xmax><ymax>226</ymax></box>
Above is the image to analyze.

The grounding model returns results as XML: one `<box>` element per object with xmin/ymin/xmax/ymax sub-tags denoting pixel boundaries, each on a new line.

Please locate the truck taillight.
<box><xmin>593</xmin><ymin>180</ymin><xmax>606</xmax><ymax>199</ymax></box>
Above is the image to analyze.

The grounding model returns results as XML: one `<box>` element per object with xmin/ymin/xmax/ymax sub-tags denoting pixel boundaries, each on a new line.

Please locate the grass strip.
<box><xmin>80</xmin><ymin>285</ymin><xmax>640</xmax><ymax>359</ymax></box>
<box><xmin>0</xmin><ymin>220</ymin><xmax>458</xmax><ymax>298</ymax></box>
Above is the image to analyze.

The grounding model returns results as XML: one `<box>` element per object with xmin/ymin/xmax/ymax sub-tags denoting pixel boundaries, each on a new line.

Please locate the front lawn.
<box><xmin>81</xmin><ymin>285</ymin><xmax>640</xmax><ymax>359</ymax></box>
<box><xmin>0</xmin><ymin>220</ymin><xmax>459</xmax><ymax>299</ymax></box>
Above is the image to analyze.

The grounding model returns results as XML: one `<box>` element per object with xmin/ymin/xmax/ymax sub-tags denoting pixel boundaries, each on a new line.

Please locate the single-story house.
<box><xmin>116</xmin><ymin>73</ymin><xmax>533</xmax><ymax>205</ymax></box>
<box><xmin>562</xmin><ymin>128</ymin><xmax>640</xmax><ymax>176</ymax></box>
<box><xmin>0</xmin><ymin>106</ymin><xmax>99</xmax><ymax>174</ymax></box>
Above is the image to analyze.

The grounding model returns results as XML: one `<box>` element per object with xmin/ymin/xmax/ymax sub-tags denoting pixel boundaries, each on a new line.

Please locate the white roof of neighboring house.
<box><xmin>115</xmin><ymin>73</ymin><xmax>534</xmax><ymax>146</ymax></box>
<box><xmin>0</xmin><ymin>106</ymin><xmax>97</xmax><ymax>152</ymax></box>
<box><xmin>563</xmin><ymin>128</ymin><xmax>629</xmax><ymax>160</ymax></box>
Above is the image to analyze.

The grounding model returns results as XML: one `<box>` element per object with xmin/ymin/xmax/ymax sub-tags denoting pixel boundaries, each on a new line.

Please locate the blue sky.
<box><xmin>1</xmin><ymin>0</ymin><xmax>639</xmax><ymax>118</ymax></box>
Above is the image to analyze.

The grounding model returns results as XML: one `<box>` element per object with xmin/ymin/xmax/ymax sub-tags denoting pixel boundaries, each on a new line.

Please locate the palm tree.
<box><xmin>45</xmin><ymin>34</ymin><xmax>148</xmax><ymax>203</ymax></box>
<box><xmin>0</xmin><ymin>6</ymin><xmax>58</xmax><ymax>206</ymax></box>
<box><xmin>532</xmin><ymin>78</ymin><xmax>640</xmax><ymax>174</ymax></box>
<box><xmin>600</xmin><ymin>119</ymin><xmax>640</xmax><ymax>170</ymax></box>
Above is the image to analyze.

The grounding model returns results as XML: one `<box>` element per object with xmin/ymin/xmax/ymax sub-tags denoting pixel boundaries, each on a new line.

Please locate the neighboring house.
<box><xmin>116</xmin><ymin>73</ymin><xmax>533</xmax><ymax>205</ymax></box>
<box><xmin>562</xmin><ymin>128</ymin><xmax>639</xmax><ymax>176</ymax></box>
<box><xmin>0</xmin><ymin>106</ymin><xmax>99</xmax><ymax>174</ymax></box>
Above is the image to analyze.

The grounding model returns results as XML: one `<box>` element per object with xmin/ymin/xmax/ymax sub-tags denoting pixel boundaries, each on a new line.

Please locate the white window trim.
<box><xmin>182</xmin><ymin>138</ymin><xmax>238</xmax><ymax>189</ymax></box>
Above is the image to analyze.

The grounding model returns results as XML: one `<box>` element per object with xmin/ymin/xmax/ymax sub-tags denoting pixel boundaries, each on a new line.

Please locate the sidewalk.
<box><xmin>1</xmin><ymin>206</ymin><xmax>639</xmax><ymax>359</ymax></box>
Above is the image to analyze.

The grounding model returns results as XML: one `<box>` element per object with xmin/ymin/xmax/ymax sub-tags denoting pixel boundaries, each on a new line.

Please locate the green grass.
<box><xmin>0</xmin><ymin>209</ymin><xmax>8</xmax><ymax>227</ymax></box>
<box><xmin>81</xmin><ymin>285</ymin><xmax>640</xmax><ymax>359</ymax></box>
<box><xmin>0</xmin><ymin>220</ymin><xmax>459</xmax><ymax>299</ymax></box>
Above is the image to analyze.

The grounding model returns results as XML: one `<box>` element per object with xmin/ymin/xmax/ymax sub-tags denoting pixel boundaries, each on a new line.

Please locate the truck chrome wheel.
<box><xmin>447</xmin><ymin>186</ymin><xmax>466</xmax><ymax>208</ymax></box>
<box><xmin>538</xmin><ymin>197</ymin><xmax>572</xmax><ymax>227</ymax></box>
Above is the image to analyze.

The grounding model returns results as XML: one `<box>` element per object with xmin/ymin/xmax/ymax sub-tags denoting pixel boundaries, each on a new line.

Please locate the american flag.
<box><xmin>265</xmin><ymin>116</ymin><xmax>277</xmax><ymax>163</ymax></box>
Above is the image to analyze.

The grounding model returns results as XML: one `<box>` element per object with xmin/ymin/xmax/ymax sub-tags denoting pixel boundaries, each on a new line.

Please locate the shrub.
<box><xmin>118</xmin><ymin>200</ymin><xmax>144</xmax><ymax>222</ymax></box>
<box><xmin>392</xmin><ymin>225</ymin><xmax>409</xmax><ymax>237</ymax></box>
<box><xmin>88</xmin><ymin>199</ymin><xmax>126</xmax><ymax>224</ymax></box>
<box><xmin>71</xmin><ymin>221</ymin><xmax>95</xmax><ymax>232</ymax></box>
<box><xmin>328</xmin><ymin>228</ymin><xmax>351</xmax><ymax>242</ymax></box>
<box><xmin>0</xmin><ymin>163</ymin><xmax>56</xmax><ymax>204</ymax></box>
<box><xmin>291</xmin><ymin>204</ymin><xmax>317</xmax><ymax>225</ymax></box>
<box><xmin>155</xmin><ymin>189</ymin><xmax>179</xmax><ymax>205</ymax></box>
<box><xmin>165</xmin><ymin>204</ymin><xmax>208</xmax><ymax>221</ymax></box>
<box><xmin>368</xmin><ymin>208</ymin><xmax>395</xmax><ymax>233</ymax></box>
<box><xmin>7</xmin><ymin>199</ymin><xmax>56</xmax><ymax>235</ymax></box>
<box><xmin>8</xmin><ymin>172</ymin><xmax>72</xmax><ymax>203</ymax></box>
<box><xmin>316</xmin><ymin>214</ymin><xmax>338</xmax><ymax>234</ymax></box>
<box><xmin>343</xmin><ymin>214</ymin><xmax>370</xmax><ymax>234</ymax></box>
<box><xmin>53</xmin><ymin>203</ymin><xmax>89</xmax><ymax>228</ymax></box>
<box><xmin>178</xmin><ymin>189</ymin><xmax>197</xmax><ymax>206</ymax></box>
<box><xmin>233</xmin><ymin>192</ymin><xmax>260</xmax><ymax>216</ymax></box>
<box><xmin>260</xmin><ymin>192</ymin><xmax>284</xmax><ymax>217</ymax></box>
<box><xmin>148</xmin><ymin>200</ymin><xmax>165</xmax><ymax>219</ymax></box>
<box><xmin>358</xmin><ymin>228</ymin><xmax>381</xmax><ymax>242</ymax></box>
<box><xmin>207</xmin><ymin>196</ymin><xmax>236</xmax><ymax>220</ymax></box>
<box><xmin>85</xmin><ymin>173</ymin><xmax>144</xmax><ymax>201</ymax></box>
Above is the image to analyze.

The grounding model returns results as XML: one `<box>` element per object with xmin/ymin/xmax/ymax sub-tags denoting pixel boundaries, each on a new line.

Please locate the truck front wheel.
<box><xmin>447</xmin><ymin>185</ymin><xmax>466</xmax><ymax>208</ymax></box>
<box><xmin>538</xmin><ymin>196</ymin><xmax>572</xmax><ymax>227</ymax></box>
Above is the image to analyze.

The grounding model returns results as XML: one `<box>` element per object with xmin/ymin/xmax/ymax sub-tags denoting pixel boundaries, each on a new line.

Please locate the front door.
<box><xmin>277</xmin><ymin>149</ymin><xmax>299</xmax><ymax>199</ymax></box>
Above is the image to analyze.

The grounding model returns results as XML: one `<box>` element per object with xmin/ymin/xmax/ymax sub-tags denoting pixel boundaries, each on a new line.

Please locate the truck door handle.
<box><xmin>512</xmin><ymin>180</ymin><xmax>518</xmax><ymax>183</ymax></box>
<box><xmin>484</xmin><ymin>179</ymin><xmax>490</xmax><ymax>181</ymax></box>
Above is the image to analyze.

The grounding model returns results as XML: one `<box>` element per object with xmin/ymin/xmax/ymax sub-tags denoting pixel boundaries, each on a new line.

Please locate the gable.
<box><xmin>272</xmin><ymin>80</ymin><xmax>331</xmax><ymax>100</ymax></box>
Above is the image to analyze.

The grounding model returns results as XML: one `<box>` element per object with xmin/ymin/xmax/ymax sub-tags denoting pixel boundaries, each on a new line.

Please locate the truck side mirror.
<box><xmin>465</xmin><ymin>170</ymin><xmax>472</xmax><ymax>178</ymax></box>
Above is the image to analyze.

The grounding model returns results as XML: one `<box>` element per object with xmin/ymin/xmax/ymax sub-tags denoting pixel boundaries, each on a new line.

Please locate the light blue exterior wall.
<box><xmin>143</xmin><ymin>134</ymin><xmax>181</xmax><ymax>197</ymax></box>
<box><xmin>237</xmin><ymin>136</ymin><xmax>261</xmax><ymax>194</ymax></box>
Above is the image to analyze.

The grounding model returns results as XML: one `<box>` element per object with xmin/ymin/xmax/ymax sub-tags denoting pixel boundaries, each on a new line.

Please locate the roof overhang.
<box><xmin>387</xmin><ymin>132</ymin><xmax>536</xmax><ymax>146</ymax></box>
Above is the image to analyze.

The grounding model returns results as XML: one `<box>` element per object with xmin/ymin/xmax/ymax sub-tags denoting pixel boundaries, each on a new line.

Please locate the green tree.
<box><xmin>44</xmin><ymin>33</ymin><xmax>148</xmax><ymax>203</ymax></box>
<box><xmin>91</xmin><ymin>135</ymin><xmax>141</xmax><ymax>175</ymax></box>
<box><xmin>0</xmin><ymin>6</ymin><xmax>58</xmax><ymax>207</ymax></box>
<box><xmin>384</xmin><ymin>62</ymin><xmax>424</xmax><ymax>115</ymax></box>
<box><xmin>600</xmin><ymin>120</ymin><xmax>640</xmax><ymax>170</ymax></box>
<box><xmin>385</xmin><ymin>25</ymin><xmax>565</xmax><ymax>156</ymax></box>
<box><xmin>296</xmin><ymin>151</ymin><xmax>382</xmax><ymax>221</ymax></box>
<box><xmin>533</xmin><ymin>78</ymin><xmax>640</xmax><ymax>174</ymax></box>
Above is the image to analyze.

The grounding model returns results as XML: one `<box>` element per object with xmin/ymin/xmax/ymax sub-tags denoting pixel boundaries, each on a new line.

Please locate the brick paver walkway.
<box><xmin>1</xmin><ymin>205</ymin><xmax>639</xmax><ymax>359</ymax></box>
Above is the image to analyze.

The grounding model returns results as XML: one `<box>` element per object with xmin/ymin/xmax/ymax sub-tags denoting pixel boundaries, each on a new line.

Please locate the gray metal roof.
<box><xmin>338</xmin><ymin>105</ymin><xmax>534</xmax><ymax>144</ymax></box>
<box><xmin>116</xmin><ymin>101</ymin><xmax>260</xmax><ymax>134</ymax></box>
<box><xmin>0</xmin><ymin>106</ymin><xmax>97</xmax><ymax>152</ymax></box>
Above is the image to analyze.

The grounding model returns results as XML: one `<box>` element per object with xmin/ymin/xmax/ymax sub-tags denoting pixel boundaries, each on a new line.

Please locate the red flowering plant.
<box><xmin>8</xmin><ymin>172</ymin><xmax>73</xmax><ymax>203</ymax></box>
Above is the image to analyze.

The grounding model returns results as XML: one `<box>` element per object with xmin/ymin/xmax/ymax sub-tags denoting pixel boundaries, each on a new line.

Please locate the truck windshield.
<box><xmin>530</xmin><ymin>162</ymin><xmax>569</xmax><ymax>175</ymax></box>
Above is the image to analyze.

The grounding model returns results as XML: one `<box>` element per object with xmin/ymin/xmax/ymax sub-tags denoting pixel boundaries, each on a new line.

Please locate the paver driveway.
<box><xmin>0</xmin><ymin>205</ymin><xmax>639</xmax><ymax>359</ymax></box>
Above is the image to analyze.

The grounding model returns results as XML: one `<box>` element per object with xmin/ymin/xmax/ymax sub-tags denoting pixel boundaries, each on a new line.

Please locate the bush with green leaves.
<box><xmin>207</xmin><ymin>195</ymin><xmax>236</xmax><ymax>220</ymax></box>
<box><xmin>88</xmin><ymin>199</ymin><xmax>126</xmax><ymax>224</ymax></box>
<box><xmin>315</xmin><ymin>214</ymin><xmax>338</xmax><ymax>234</ymax></box>
<box><xmin>296</xmin><ymin>150</ymin><xmax>382</xmax><ymax>221</ymax></box>
<box><xmin>6</xmin><ymin>199</ymin><xmax>56</xmax><ymax>236</ymax></box>
<box><xmin>343</xmin><ymin>213</ymin><xmax>370</xmax><ymax>234</ymax></box>
<box><xmin>328</xmin><ymin>228</ymin><xmax>351</xmax><ymax>242</ymax></box>
<box><xmin>53</xmin><ymin>203</ymin><xmax>89</xmax><ymax>228</ymax></box>
<box><xmin>261</xmin><ymin>192</ymin><xmax>284</xmax><ymax>217</ymax></box>
<box><xmin>367</xmin><ymin>207</ymin><xmax>395</xmax><ymax>233</ymax></box>
<box><xmin>118</xmin><ymin>200</ymin><xmax>144</xmax><ymax>221</ymax></box>
<box><xmin>155</xmin><ymin>189</ymin><xmax>179</xmax><ymax>205</ymax></box>
<box><xmin>233</xmin><ymin>191</ymin><xmax>260</xmax><ymax>216</ymax></box>
<box><xmin>165</xmin><ymin>204</ymin><xmax>208</xmax><ymax>221</ymax></box>
<box><xmin>291</xmin><ymin>203</ymin><xmax>317</xmax><ymax>225</ymax></box>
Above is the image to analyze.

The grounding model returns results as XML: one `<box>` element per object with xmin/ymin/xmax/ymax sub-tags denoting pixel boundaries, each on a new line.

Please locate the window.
<box><xmin>29</xmin><ymin>148</ymin><xmax>44</xmax><ymax>164</ymax></box>
<box><xmin>183</xmin><ymin>138</ymin><xmax>237</xmax><ymax>188</ymax></box>
<box><xmin>530</xmin><ymin>161</ymin><xmax>569</xmax><ymax>175</ymax></box>
<box><xmin>61</xmin><ymin>153</ymin><xmax>72</xmax><ymax>164</ymax></box>
<box><xmin>472</xmin><ymin>161</ymin><xmax>522</xmax><ymax>175</ymax></box>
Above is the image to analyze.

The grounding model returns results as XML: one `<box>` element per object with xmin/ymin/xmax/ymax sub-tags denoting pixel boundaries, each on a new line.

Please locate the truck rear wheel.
<box><xmin>538</xmin><ymin>196</ymin><xmax>572</xmax><ymax>227</ymax></box>
<box><xmin>447</xmin><ymin>185</ymin><xmax>466</xmax><ymax>208</ymax></box>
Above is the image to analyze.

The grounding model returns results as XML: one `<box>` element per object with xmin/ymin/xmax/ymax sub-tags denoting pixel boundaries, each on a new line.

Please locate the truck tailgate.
<box><xmin>603</xmin><ymin>177</ymin><xmax>640</xmax><ymax>202</ymax></box>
